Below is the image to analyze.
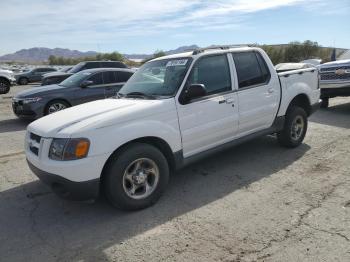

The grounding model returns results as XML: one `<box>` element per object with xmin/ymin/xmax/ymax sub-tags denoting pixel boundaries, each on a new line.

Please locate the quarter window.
<box><xmin>232</xmin><ymin>52</ymin><xmax>271</xmax><ymax>88</ymax></box>
<box><xmin>116</xmin><ymin>71</ymin><xmax>133</xmax><ymax>82</ymax></box>
<box><xmin>187</xmin><ymin>55</ymin><xmax>231</xmax><ymax>96</ymax></box>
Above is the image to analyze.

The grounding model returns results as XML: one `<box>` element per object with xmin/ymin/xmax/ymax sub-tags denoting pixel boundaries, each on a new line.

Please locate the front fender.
<box><xmin>81</xmin><ymin>115</ymin><xmax>182</xmax><ymax>158</ymax></box>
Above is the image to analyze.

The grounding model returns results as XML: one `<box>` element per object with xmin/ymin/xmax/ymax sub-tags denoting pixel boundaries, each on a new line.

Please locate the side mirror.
<box><xmin>182</xmin><ymin>84</ymin><xmax>207</xmax><ymax>103</ymax></box>
<box><xmin>80</xmin><ymin>80</ymin><xmax>93</xmax><ymax>88</ymax></box>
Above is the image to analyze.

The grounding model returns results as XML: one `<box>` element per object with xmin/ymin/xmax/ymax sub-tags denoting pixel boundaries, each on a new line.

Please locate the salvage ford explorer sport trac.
<box><xmin>25</xmin><ymin>46</ymin><xmax>321</xmax><ymax>210</ymax></box>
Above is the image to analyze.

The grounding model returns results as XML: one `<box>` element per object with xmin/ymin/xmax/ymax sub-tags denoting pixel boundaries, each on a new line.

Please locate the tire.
<box><xmin>277</xmin><ymin>106</ymin><xmax>308</xmax><ymax>148</ymax></box>
<box><xmin>44</xmin><ymin>100</ymin><xmax>70</xmax><ymax>115</ymax></box>
<box><xmin>320</xmin><ymin>98</ymin><xmax>329</xmax><ymax>108</ymax></box>
<box><xmin>0</xmin><ymin>79</ymin><xmax>10</xmax><ymax>94</ymax></box>
<box><xmin>18</xmin><ymin>77</ymin><xmax>29</xmax><ymax>85</ymax></box>
<box><xmin>103</xmin><ymin>143</ymin><xmax>169</xmax><ymax>211</ymax></box>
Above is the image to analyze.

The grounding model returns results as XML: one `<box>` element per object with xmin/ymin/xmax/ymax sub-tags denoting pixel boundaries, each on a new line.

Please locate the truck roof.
<box><xmin>151</xmin><ymin>46</ymin><xmax>259</xmax><ymax>61</ymax></box>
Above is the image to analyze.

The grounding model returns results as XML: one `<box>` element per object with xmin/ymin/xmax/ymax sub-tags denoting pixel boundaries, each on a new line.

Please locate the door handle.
<box><xmin>225</xmin><ymin>98</ymin><xmax>234</xmax><ymax>104</ymax></box>
<box><xmin>268</xmin><ymin>88</ymin><xmax>274</xmax><ymax>94</ymax></box>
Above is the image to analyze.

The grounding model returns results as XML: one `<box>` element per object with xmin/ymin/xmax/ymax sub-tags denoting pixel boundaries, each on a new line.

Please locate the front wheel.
<box><xmin>18</xmin><ymin>77</ymin><xmax>28</xmax><ymax>85</ymax></box>
<box><xmin>103</xmin><ymin>143</ymin><xmax>169</xmax><ymax>211</ymax></box>
<box><xmin>44</xmin><ymin>100</ymin><xmax>70</xmax><ymax>115</ymax></box>
<box><xmin>277</xmin><ymin>106</ymin><xmax>308</xmax><ymax>148</ymax></box>
<box><xmin>0</xmin><ymin>79</ymin><xmax>10</xmax><ymax>94</ymax></box>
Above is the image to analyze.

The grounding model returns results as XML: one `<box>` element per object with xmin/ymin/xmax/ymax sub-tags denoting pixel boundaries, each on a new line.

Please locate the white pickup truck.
<box><xmin>26</xmin><ymin>46</ymin><xmax>320</xmax><ymax>210</ymax></box>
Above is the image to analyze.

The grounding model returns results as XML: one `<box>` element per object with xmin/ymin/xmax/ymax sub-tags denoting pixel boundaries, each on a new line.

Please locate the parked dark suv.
<box><xmin>12</xmin><ymin>68</ymin><xmax>134</xmax><ymax>119</ymax></box>
<box><xmin>15</xmin><ymin>67</ymin><xmax>57</xmax><ymax>85</ymax></box>
<box><xmin>41</xmin><ymin>61</ymin><xmax>128</xmax><ymax>86</ymax></box>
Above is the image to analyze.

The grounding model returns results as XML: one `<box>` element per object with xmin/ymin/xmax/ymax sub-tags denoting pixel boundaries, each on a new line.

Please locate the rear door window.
<box><xmin>84</xmin><ymin>62</ymin><xmax>100</xmax><ymax>69</ymax></box>
<box><xmin>116</xmin><ymin>71</ymin><xmax>133</xmax><ymax>83</ymax></box>
<box><xmin>232</xmin><ymin>52</ymin><xmax>271</xmax><ymax>88</ymax></box>
<box><xmin>102</xmin><ymin>71</ymin><xmax>116</xmax><ymax>84</ymax></box>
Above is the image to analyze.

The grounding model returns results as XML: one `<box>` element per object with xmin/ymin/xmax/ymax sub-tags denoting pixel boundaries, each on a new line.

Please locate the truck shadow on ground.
<box><xmin>0</xmin><ymin>118</ymin><xmax>32</xmax><ymax>133</ymax></box>
<box><xmin>310</xmin><ymin>101</ymin><xmax>350</xmax><ymax>129</ymax></box>
<box><xmin>0</xmin><ymin>136</ymin><xmax>310</xmax><ymax>261</ymax></box>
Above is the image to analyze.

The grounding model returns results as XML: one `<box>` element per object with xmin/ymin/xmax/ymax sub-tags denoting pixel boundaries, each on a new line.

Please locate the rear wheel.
<box><xmin>0</xmin><ymin>79</ymin><xmax>10</xmax><ymax>94</ymax></box>
<box><xmin>277</xmin><ymin>106</ymin><xmax>308</xmax><ymax>148</ymax></box>
<box><xmin>104</xmin><ymin>143</ymin><xmax>169</xmax><ymax>211</ymax></box>
<box><xmin>18</xmin><ymin>77</ymin><xmax>28</xmax><ymax>85</ymax></box>
<box><xmin>320</xmin><ymin>98</ymin><xmax>329</xmax><ymax>108</ymax></box>
<box><xmin>44</xmin><ymin>100</ymin><xmax>70</xmax><ymax>115</ymax></box>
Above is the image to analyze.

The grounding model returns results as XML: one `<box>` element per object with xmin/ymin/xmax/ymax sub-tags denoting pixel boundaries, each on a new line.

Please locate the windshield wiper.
<box><xmin>124</xmin><ymin>92</ymin><xmax>156</xmax><ymax>99</ymax></box>
<box><xmin>116</xmin><ymin>92</ymin><xmax>125</xmax><ymax>98</ymax></box>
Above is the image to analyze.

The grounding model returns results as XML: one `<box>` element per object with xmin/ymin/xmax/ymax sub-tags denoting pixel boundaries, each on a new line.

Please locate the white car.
<box><xmin>25</xmin><ymin>46</ymin><xmax>320</xmax><ymax>210</ymax></box>
<box><xmin>0</xmin><ymin>69</ymin><xmax>16</xmax><ymax>94</ymax></box>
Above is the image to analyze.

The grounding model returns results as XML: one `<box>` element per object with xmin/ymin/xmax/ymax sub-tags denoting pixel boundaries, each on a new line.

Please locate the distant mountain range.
<box><xmin>0</xmin><ymin>45</ymin><xmax>200</xmax><ymax>63</ymax></box>
<box><xmin>0</xmin><ymin>48</ymin><xmax>98</xmax><ymax>63</ymax></box>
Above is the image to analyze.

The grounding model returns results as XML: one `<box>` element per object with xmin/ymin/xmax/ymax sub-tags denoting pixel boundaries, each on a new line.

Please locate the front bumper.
<box><xmin>310</xmin><ymin>101</ymin><xmax>321</xmax><ymax>115</ymax></box>
<box><xmin>12</xmin><ymin>99</ymin><xmax>45</xmax><ymax>119</ymax></box>
<box><xmin>320</xmin><ymin>85</ymin><xmax>350</xmax><ymax>98</ymax></box>
<box><xmin>9</xmin><ymin>77</ymin><xmax>16</xmax><ymax>85</ymax></box>
<box><xmin>27</xmin><ymin>160</ymin><xmax>100</xmax><ymax>200</ymax></box>
<box><xmin>319</xmin><ymin>81</ymin><xmax>350</xmax><ymax>90</ymax></box>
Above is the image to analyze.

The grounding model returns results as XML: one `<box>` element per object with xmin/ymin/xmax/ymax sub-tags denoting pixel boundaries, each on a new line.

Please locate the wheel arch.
<box><xmin>287</xmin><ymin>94</ymin><xmax>312</xmax><ymax>116</ymax></box>
<box><xmin>43</xmin><ymin>98</ymin><xmax>72</xmax><ymax>115</ymax></box>
<box><xmin>100</xmin><ymin>136</ymin><xmax>177</xmax><ymax>187</ymax></box>
<box><xmin>0</xmin><ymin>76</ymin><xmax>10</xmax><ymax>85</ymax></box>
<box><xmin>18</xmin><ymin>76</ymin><xmax>29</xmax><ymax>82</ymax></box>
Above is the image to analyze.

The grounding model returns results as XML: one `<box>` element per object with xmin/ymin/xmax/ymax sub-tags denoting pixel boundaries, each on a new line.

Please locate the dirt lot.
<box><xmin>0</xmin><ymin>85</ymin><xmax>349</xmax><ymax>262</ymax></box>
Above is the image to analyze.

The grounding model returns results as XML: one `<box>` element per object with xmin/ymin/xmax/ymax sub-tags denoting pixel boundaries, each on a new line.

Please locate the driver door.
<box><xmin>176</xmin><ymin>54</ymin><xmax>239</xmax><ymax>158</ymax></box>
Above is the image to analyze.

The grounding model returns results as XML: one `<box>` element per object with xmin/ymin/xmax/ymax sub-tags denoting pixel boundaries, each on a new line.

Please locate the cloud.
<box><xmin>0</xmin><ymin>0</ymin><xmax>346</xmax><ymax>54</ymax></box>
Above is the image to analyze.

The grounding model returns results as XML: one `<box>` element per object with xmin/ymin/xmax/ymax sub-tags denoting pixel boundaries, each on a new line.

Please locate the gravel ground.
<box><xmin>0</xmin><ymin>85</ymin><xmax>349</xmax><ymax>262</ymax></box>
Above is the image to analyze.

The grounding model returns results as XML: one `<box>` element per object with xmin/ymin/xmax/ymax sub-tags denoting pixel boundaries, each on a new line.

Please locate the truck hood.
<box><xmin>27</xmin><ymin>98</ymin><xmax>176</xmax><ymax>138</ymax></box>
<box><xmin>319</xmin><ymin>59</ymin><xmax>350</xmax><ymax>67</ymax></box>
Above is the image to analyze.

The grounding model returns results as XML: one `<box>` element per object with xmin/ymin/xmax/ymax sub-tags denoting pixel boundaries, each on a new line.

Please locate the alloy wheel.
<box><xmin>122</xmin><ymin>158</ymin><xmax>160</xmax><ymax>200</ymax></box>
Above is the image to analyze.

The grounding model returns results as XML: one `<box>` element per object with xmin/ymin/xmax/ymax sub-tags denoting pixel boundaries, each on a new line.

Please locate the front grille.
<box><xmin>28</xmin><ymin>132</ymin><xmax>41</xmax><ymax>156</ymax></box>
<box><xmin>30</xmin><ymin>132</ymin><xmax>41</xmax><ymax>143</ymax></box>
<box><xmin>320</xmin><ymin>65</ymin><xmax>350</xmax><ymax>72</ymax></box>
<box><xmin>30</xmin><ymin>146</ymin><xmax>39</xmax><ymax>155</ymax></box>
<box><xmin>320</xmin><ymin>73</ymin><xmax>350</xmax><ymax>81</ymax></box>
<box><xmin>12</xmin><ymin>100</ymin><xmax>23</xmax><ymax>106</ymax></box>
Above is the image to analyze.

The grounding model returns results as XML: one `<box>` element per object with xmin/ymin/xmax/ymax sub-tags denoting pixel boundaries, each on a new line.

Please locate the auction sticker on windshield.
<box><xmin>166</xmin><ymin>59</ymin><xmax>188</xmax><ymax>67</ymax></box>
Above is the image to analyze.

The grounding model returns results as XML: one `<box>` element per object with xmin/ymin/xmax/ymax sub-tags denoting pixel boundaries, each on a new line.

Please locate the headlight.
<box><xmin>49</xmin><ymin>138</ymin><xmax>90</xmax><ymax>161</ymax></box>
<box><xmin>23</xmin><ymin>97</ymin><xmax>42</xmax><ymax>104</ymax></box>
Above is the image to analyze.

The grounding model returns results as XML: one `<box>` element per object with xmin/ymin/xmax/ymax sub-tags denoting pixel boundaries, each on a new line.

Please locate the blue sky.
<box><xmin>0</xmin><ymin>0</ymin><xmax>349</xmax><ymax>55</ymax></box>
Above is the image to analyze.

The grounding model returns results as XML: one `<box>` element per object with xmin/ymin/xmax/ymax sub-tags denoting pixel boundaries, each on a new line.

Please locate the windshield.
<box><xmin>68</xmin><ymin>62</ymin><xmax>85</xmax><ymax>73</ymax></box>
<box><xmin>119</xmin><ymin>57</ymin><xmax>192</xmax><ymax>98</ymax></box>
<box><xmin>60</xmin><ymin>66</ymin><xmax>72</xmax><ymax>72</ymax></box>
<box><xmin>59</xmin><ymin>71</ymin><xmax>92</xmax><ymax>88</ymax></box>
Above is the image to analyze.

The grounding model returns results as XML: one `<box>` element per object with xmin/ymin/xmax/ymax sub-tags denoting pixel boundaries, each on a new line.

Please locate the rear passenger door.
<box><xmin>232</xmin><ymin>51</ymin><xmax>280</xmax><ymax>136</ymax></box>
<box><xmin>102</xmin><ymin>71</ymin><xmax>133</xmax><ymax>97</ymax></box>
<box><xmin>102</xmin><ymin>71</ymin><xmax>119</xmax><ymax>97</ymax></box>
